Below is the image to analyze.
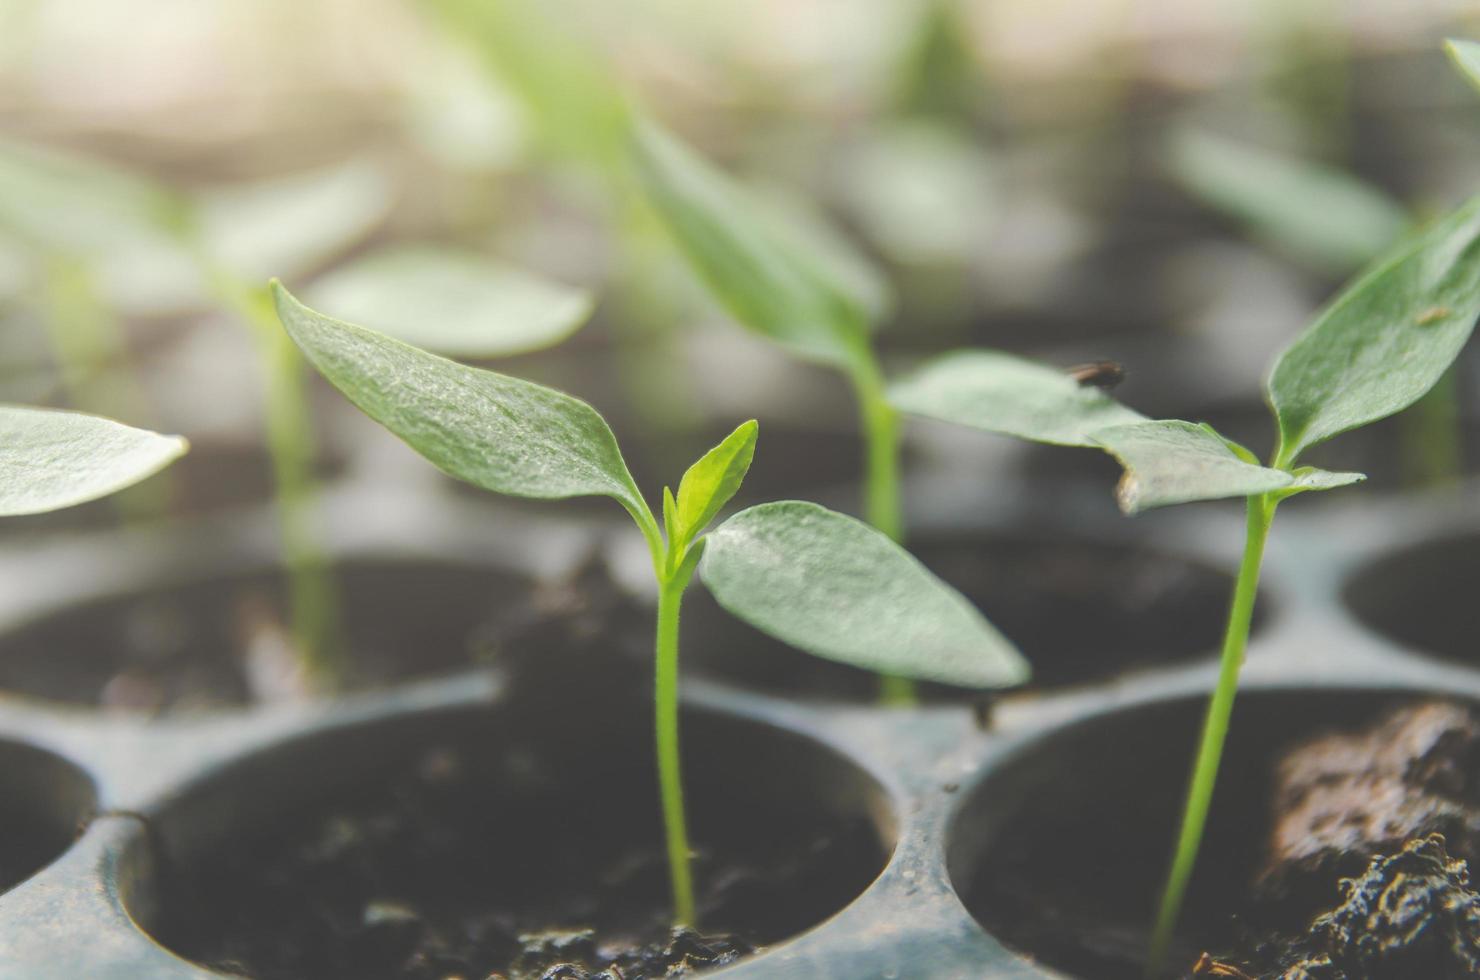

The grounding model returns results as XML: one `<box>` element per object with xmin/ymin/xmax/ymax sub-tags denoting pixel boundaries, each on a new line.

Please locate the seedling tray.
<box><xmin>0</xmin><ymin>483</ymin><xmax>1478</xmax><ymax>978</ymax></box>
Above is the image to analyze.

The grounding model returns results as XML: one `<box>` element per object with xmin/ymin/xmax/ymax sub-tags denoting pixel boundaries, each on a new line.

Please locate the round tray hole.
<box><xmin>0</xmin><ymin>740</ymin><xmax>95</xmax><ymax>897</ymax></box>
<box><xmin>133</xmin><ymin>700</ymin><xmax>894</xmax><ymax>979</ymax></box>
<box><xmin>951</xmin><ymin>688</ymin><xmax>1447</xmax><ymax>978</ymax></box>
<box><xmin>0</xmin><ymin>558</ymin><xmax>537</xmax><ymax>713</ymax></box>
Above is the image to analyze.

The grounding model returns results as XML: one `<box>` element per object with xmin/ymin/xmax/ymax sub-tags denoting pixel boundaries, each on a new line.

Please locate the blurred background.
<box><xmin>4</xmin><ymin>0</ymin><xmax>1480</xmax><ymax>527</ymax></box>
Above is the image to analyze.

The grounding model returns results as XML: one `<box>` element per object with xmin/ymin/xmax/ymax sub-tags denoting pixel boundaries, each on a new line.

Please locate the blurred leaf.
<box><xmin>888</xmin><ymin>349</ymin><xmax>1146</xmax><ymax>446</ymax></box>
<box><xmin>1269</xmin><ymin>192</ymin><xmax>1480</xmax><ymax>463</ymax></box>
<box><xmin>1093</xmin><ymin>420</ymin><xmax>1360</xmax><ymax>513</ymax></box>
<box><xmin>424</xmin><ymin>0</ymin><xmax>629</xmax><ymax>166</ymax></box>
<box><xmin>841</xmin><ymin>122</ymin><xmax>994</xmax><ymax>264</ymax></box>
<box><xmin>201</xmin><ymin>159</ymin><xmax>394</xmax><ymax>283</ymax></box>
<box><xmin>673</xmin><ymin>419</ymin><xmax>757</xmax><ymax>550</ymax></box>
<box><xmin>306</xmin><ymin>245</ymin><xmax>593</xmax><ymax>358</ymax></box>
<box><xmin>0</xmin><ymin>405</ymin><xmax>186</xmax><ymax>516</ymax></box>
<box><xmin>1168</xmin><ymin>129</ymin><xmax>1409</xmax><ymax>274</ymax></box>
<box><xmin>632</xmin><ymin>117</ymin><xmax>887</xmax><ymax>369</ymax></box>
<box><xmin>1446</xmin><ymin>39</ymin><xmax>1480</xmax><ymax>95</ymax></box>
<box><xmin>0</xmin><ymin>139</ymin><xmax>187</xmax><ymax>257</ymax></box>
<box><xmin>701</xmin><ymin>501</ymin><xmax>1028</xmax><ymax>688</ymax></box>
<box><xmin>273</xmin><ymin>283</ymin><xmax>646</xmax><ymax>518</ymax></box>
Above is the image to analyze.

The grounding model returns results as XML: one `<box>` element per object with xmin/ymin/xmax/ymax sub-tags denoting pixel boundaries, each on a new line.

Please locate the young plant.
<box><xmin>1168</xmin><ymin>127</ymin><xmax>1470</xmax><ymax>490</ymax></box>
<box><xmin>630</xmin><ymin>118</ymin><xmax>925</xmax><ymax>703</ymax></box>
<box><xmin>888</xmin><ymin>191</ymin><xmax>1480</xmax><ymax>976</ymax></box>
<box><xmin>271</xmin><ymin>282</ymin><xmax>1027</xmax><ymax>927</ymax></box>
<box><xmin>0</xmin><ymin>405</ymin><xmax>186</xmax><ymax>517</ymax></box>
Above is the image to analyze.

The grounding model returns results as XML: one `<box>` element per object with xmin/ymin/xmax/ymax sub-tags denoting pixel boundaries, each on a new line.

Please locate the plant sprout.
<box><xmin>271</xmin><ymin>281</ymin><xmax>1027</xmax><ymax>926</ymax></box>
<box><xmin>888</xmin><ymin>191</ymin><xmax>1480</xmax><ymax>976</ymax></box>
<box><xmin>0</xmin><ymin>405</ymin><xmax>186</xmax><ymax>517</ymax></box>
<box><xmin>630</xmin><ymin>118</ymin><xmax>930</xmax><ymax>704</ymax></box>
<box><xmin>0</xmin><ymin>141</ymin><xmax>593</xmax><ymax>691</ymax></box>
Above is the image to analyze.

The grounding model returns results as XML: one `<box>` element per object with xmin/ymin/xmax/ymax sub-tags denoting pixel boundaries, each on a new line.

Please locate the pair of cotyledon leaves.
<box><xmin>889</xmin><ymin>189</ymin><xmax>1480</xmax><ymax>512</ymax></box>
<box><xmin>272</xmin><ymin>284</ymin><xmax>1028</xmax><ymax>690</ymax></box>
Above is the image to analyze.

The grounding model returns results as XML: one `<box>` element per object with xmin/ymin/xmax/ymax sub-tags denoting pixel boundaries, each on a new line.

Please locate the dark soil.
<box><xmin>0</xmin><ymin>742</ymin><xmax>94</xmax><ymax>897</ymax></box>
<box><xmin>155</xmin><ymin>703</ymin><xmax>887</xmax><ymax>979</ymax></box>
<box><xmin>963</xmin><ymin>697</ymin><xmax>1480</xmax><ymax>980</ymax></box>
<box><xmin>0</xmin><ymin>557</ymin><xmax>621</xmax><ymax>713</ymax></box>
<box><xmin>1345</xmin><ymin>532</ymin><xmax>1480</xmax><ymax>671</ymax></box>
<box><xmin>684</xmin><ymin>531</ymin><xmax>1251</xmax><ymax>700</ymax></box>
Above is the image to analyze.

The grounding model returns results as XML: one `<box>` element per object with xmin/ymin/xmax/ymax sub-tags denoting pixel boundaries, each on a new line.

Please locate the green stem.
<box><xmin>655</xmin><ymin>560</ymin><xmax>697</xmax><ymax>926</ymax></box>
<box><xmin>235</xmin><ymin>284</ymin><xmax>344</xmax><ymax>688</ymax></box>
<box><xmin>1399</xmin><ymin>367</ymin><xmax>1461</xmax><ymax>489</ymax></box>
<box><xmin>846</xmin><ymin>349</ymin><xmax>916</xmax><ymax>706</ymax></box>
<box><xmin>40</xmin><ymin>254</ymin><xmax>170</xmax><ymax>522</ymax></box>
<box><xmin>1146</xmin><ymin>494</ymin><xmax>1276</xmax><ymax>977</ymax></box>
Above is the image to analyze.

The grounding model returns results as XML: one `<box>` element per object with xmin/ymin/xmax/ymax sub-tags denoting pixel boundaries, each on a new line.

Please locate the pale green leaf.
<box><xmin>0</xmin><ymin>139</ymin><xmax>187</xmax><ymax>257</ymax></box>
<box><xmin>272</xmin><ymin>283</ymin><xmax>646</xmax><ymax>518</ymax></box>
<box><xmin>1446</xmin><ymin>39</ymin><xmax>1480</xmax><ymax>96</ymax></box>
<box><xmin>1283</xmin><ymin>466</ymin><xmax>1366</xmax><ymax>496</ymax></box>
<box><xmin>306</xmin><ymin>245</ymin><xmax>593</xmax><ymax>357</ymax></box>
<box><xmin>700</xmin><ymin>501</ymin><xmax>1028</xmax><ymax>688</ymax></box>
<box><xmin>1168</xmin><ymin>129</ymin><xmax>1409</xmax><ymax>274</ymax></box>
<box><xmin>888</xmin><ymin>349</ymin><xmax>1146</xmax><ymax>446</ymax></box>
<box><xmin>200</xmin><ymin>159</ymin><xmax>393</xmax><ymax>282</ymax></box>
<box><xmin>674</xmin><ymin>420</ymin><xmax>757</xmax><ymax>547</ymax></box>
<box><xmin>631</xmin><ymin>118</ymin><xmax>884</xmax><ymax>368</ymax></box>
<box><xmin>1093</xmin><ymin>421</ymin><xmax>1296</xmax><ymax>513</ymax></box>
<box><xmin>1268</xmin><ymin>192</ymin><xmax>1480</xmax><ymax>464</ymax></box>
<box><xmin>0</xmin><ymin>406</ymin><xmax>186</xmax><ymax>516</ymax></box>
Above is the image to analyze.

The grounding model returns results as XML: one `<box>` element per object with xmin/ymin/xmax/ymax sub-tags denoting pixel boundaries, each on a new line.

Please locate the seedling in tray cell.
<box><xmin>889</xmin><ymin>191</ymin><xmax>1480</xmax><ymax>976</ymax></box>
<box><xmin>272</xmin><ymin>281</ymin><xmax>1027</xmax><ymax>928</ymax></box>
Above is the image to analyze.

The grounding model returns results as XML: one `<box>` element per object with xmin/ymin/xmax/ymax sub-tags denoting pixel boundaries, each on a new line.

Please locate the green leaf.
<box><xmin>1167</xmin><ymin>129</ymin><xmax>1409</xmax><ymax>274</ymax></box>
<box><xmin>700</xmin><ymin>501</ymin><xmax>1028</xmax><ymax>689</ymax></box>
<box><xmin>200</xmin><ymin>159</ymin><xmax>393</xmax><ymax>282</ymax></box>
<box><xmin>0</xmin><ymin>406</ymin><xmax>186</xmax><ymax>516</ymax></box>
<box><xmin>631</xmin><ymin>117</ymin><xmax>886</xmax><ymax>369</ymax></box>
<box><xmin>1446</xmin><ymin>39</ymin><xmax>1480</xmax><ymax>96</ymax></box>
<box><xmin>1284</xmin><ymin>466</ymin><xmax>1366</xmax><ymax>496</ymax></box>
<box><xmin>888</xmin><ymin>349</ymin><xmax>1146</xmax><ymax>446</ymax></box>
<box><xmin>1268</xmin><ymin>192</ymin><xmax>1480</xmax><ymax>464</ymax></box>
<box><xmin>305</xmin><ymin>245</ymin><xmax>593</xmax><ymax>358</ymax></box>
<box><xmin>272</xmin><ymin>282</ymin><xmax>647</xmax><ymax>519</ymax></box>
<box><xmin>1091</xmin><ymin>420</ymin><xmax>1360</xmax><ymax>513</ymax></box>
<box><xmin>674</xmin><ymin>420</ymin><xmax>758</xmax><ymax>548</ymax></box>
<box><xmin>0</xmin><ymin>139</ymin><xmax>187</xmax><ymax>258</ymax></box>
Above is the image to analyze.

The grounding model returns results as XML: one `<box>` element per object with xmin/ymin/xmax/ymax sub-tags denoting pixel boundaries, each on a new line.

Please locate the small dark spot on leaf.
<box><xmin>1066</xmin><ymin>361</ymin><xmax>1125</xmax><ymax>390</ymax></box>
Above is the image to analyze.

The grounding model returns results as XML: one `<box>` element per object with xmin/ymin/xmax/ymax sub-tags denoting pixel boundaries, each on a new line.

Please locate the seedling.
<box><xmin>0</xmin><ymin>405</ymin><xmax>186</xmax><ymax>517</ymax></box>
<box><xmin>272</xmin><ymin>281</ymin><xmax>1027</xmax><ymax>927</ymax></box>
<box><xmin>889</xmin><ymin>191</ymin><xmax>1480</xmax><ymax>976</ymax></box>
<box><xmin>631</xmin><ymin>118</ymin><xmax>928</xmax><ymax>703</ymax></box>
<box><xmin>1169</xmin><ymin>127</ymin><xmax>1470</xmax><ymax>490</ymax></box>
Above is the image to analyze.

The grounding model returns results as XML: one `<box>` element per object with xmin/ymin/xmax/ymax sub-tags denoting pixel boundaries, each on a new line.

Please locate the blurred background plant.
<box><xmin>3</xmin><ymin>0</ymin><xmax>1480</xmax><ymax>534</ymax></box>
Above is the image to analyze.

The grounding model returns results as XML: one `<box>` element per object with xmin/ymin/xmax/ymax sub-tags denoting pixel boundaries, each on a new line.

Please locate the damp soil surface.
<box><xmin>155</xmin><ymin>703</ymin><xmax>887</xmax><ymax>979</ymax></box>
<box><xmin>0</xmin><ymin>556</ymin><xmax>638</xmax><ymax>714</ymax></box>
<box><xmin>685</xmin><ymin>531</ymin><xmax>1250</xmax><ymax>700</ymax></box>
<box><xmin>964</xmin><ymin>696</ymin><xmax>1480</xmax><ymax>979</ymax></box>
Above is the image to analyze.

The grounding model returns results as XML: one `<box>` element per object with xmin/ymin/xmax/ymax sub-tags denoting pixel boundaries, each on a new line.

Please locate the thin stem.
<box><xmin>1146</xmin><ymin>494</ymin><xmax>1277</xmax><ymax>977</ymax></box>
<box><xmin>1399</xmin><ymin>367</ymin><xmax>1461</xmax><ymax>489</ymax></box>
<box><xmin>235</xmin><ymin>284</ymin><xmax>344</xmax><ymax>688</ymax></box>
<box><xmin>655</xmin><ymin>559</ymin><xmax>697</xmax><ymax>926</ymax></box>
<box><xmin>845</xmin><ymin>348</ymin><xmax>916</xmax><ymax>706</ymax></box>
